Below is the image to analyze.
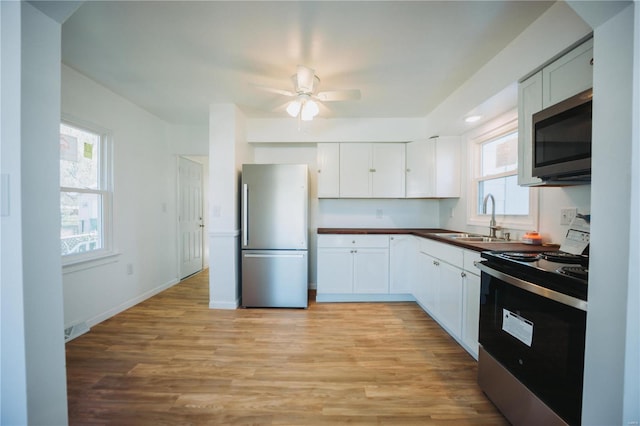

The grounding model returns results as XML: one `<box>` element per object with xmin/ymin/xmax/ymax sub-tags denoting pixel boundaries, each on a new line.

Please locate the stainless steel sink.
<box><xmin>432</xmin><ymin>233</ymin><xmax>482</xmax><ymax>239</ymax></box>
<box><xmin>432</xmin><ymin>233</ymin><xmax>517</xmax><ymax>243</ymax></box>
<box><xmin>454</xmin><ymin>236</ymin><xmax>508</xmax><ymax>243</ymax></box>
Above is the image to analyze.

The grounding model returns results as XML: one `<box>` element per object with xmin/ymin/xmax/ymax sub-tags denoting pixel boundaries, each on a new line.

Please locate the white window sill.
<box><xmin>62</xmin><ymin>251</ymin><xmax>121</xmax><ymax>274</ymax></box>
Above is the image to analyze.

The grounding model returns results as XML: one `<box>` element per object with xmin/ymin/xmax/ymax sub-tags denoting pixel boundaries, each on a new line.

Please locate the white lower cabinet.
<box><xmin>353</xmin><ymin>248</ymin><xmax>389</xmax><ymax>294</ymax></box>
<box><xmin>316</xmin><ymin>247</ymin><xmax>355</xmax><ymax>294</ymax></box>
<box><xmin>389</xmin><ymin>235</ymin><xmax>416</xmax><ymax>294</ymax></box>
<box><xmin>462</xmin><ymin>270</ymin><xmax>480</xmax><ymax>358</ymax></box>
<box><xmin>317</xmin><ymin>234</ymin><xmax>416</xmax><ymax>302</ymax></box>
<box><xmin>317</xmin><ymin>235</ymin><xmax>389</xmax><ymax>295</ymax></box>
<box><xmin>415</xmin><ymin>239</ymin><xmax>481</xmax><ymax>359</ymax></box>
<box><xmin>438</xmin><ymin>261</ymin><xmax>464</xmax><ymax>338</ymax></box>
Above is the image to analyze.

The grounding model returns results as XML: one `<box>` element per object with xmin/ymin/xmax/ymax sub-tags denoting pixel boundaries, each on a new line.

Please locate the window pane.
<box><xmin>61</xmin><ymin>192</ymin><xmax>103</xmax><ymax>255</ymax></box>
<box><xmin>478</xmin><ymin>175</ymin><xmax>529</xmax><ymax>216</ymax></box>
<box><xmin>481</xmin><ymin>131</ymin><xmax>518</xmax><ymax>177</ymax></box>
<box><xmin>60</xmin><ymin>123</ymin><xmax>100</xmax><ymax>189</ymax></box>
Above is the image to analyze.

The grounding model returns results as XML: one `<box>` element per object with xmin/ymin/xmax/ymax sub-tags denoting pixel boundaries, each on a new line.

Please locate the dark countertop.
<box><xmin>317</xmin><ymin>227</ymin><xmax>559</xmax><ymax>252</ymax></box>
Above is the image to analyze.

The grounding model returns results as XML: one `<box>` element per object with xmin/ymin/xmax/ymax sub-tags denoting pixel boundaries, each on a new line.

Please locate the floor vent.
<box><xmin>64</xmin><ymin>322</ymin><xmax>90</xmax><ymax>342</ymax></box>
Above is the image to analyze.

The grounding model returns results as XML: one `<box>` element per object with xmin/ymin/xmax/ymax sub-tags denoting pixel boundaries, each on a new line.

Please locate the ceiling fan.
<box><xmin>252</xmin><ymin>65</ymin><xmax>361</xmax><ymax>121</ymax></box>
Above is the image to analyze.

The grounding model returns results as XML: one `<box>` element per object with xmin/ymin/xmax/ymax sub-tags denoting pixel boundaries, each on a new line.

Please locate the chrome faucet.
<box><xmin>482</xmin><ymin>193</ymin><xmax>499</xmax><ymax>238</ymax></box>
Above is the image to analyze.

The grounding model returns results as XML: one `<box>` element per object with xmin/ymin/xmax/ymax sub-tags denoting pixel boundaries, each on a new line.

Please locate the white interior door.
<box><xmin>179</xmin><ymin>157</ymin><xmax>203</xmax><ymax>279</ymax></box>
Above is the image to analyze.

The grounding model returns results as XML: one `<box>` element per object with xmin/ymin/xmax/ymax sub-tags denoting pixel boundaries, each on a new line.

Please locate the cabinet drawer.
<box><xmin>463</xmin><ymin>249</ymin><xmax>482</xmax><ymax>275</ymax></box>
<box><xmin>317</xmin><ymin>234</ymin><xmax>389</xmax><ymax>248</ymax></box>
<box><xmin>418</xmin><ymin>237</ymin><xmax>463</xmax><ymax>267</ymax></box>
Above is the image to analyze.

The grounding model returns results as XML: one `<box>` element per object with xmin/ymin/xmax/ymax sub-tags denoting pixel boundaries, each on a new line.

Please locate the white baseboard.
<box><xmin>315</xmin><ymin>293</ymin><xmax>415</xmax><ymax>303</ymax></box>
<box><xmin>85</xmin><ymin>277</ymin><xmax>180</xmax><ymax>328</ymax></box>
<box><xmin>209</xmin><ymin>299</ymin><xmax>240</xmax><ymax>309</ymax></box>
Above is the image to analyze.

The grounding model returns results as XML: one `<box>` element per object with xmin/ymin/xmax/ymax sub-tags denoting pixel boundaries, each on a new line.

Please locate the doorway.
<box><xmin>178</xmin><ymin>156</ymin><xmax>204</xmax><ymax>279</ymax></box>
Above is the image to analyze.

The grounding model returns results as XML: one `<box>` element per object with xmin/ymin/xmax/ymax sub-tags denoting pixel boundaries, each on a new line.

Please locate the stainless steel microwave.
<box><xmin>532</xmin><ymin>88</ymin><xmax>592</xmax><ymax>181</ymax></box>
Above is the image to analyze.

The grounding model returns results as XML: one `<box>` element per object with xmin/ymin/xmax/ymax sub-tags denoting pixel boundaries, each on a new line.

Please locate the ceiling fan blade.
<box><xmin>296</xmin><ymin>65</ymin><xmax>316</xmax><ymax>93</ymax></box>
<box><xmin>250</xmin><ymin>83</ymin><xmax>295</xmax><ymax>97</ymax></box>
<box><xmin>315</xmin><ymin>89</ymin><xmax>361</xmax><ymax>102</ymax></box>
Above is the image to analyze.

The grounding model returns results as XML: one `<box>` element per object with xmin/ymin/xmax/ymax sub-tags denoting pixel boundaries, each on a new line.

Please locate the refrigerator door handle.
<box><xmin>244</xmin><ymin>253</ymin><xmax>305</xmax><ymax>259</ymax></box>
<box><xmin>242</xmin><ymin>183</ymin><xmax>249</xmax><ymax>247</ymax></box>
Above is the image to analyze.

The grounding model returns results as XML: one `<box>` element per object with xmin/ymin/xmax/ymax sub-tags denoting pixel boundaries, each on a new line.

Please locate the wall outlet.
<box><xmin>560</xmin><ymin>208</ymin><xmax>578</xmax><ymax>225</ymax></box>
<box><xmin>126</xmin><ymin>263</ymin><xmax>134</xmax><ymax>275</ymax></box>
<box><xmin>376</xmin><ymin>209</ymin><xmax>383</xmax><ymax>219</ymax></box>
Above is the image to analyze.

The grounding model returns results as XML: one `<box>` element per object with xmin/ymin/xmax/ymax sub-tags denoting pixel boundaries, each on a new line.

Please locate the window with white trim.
<box><xmin>60</xmin><ymin>120</ymin><xmax>113</xmax><ymax>263</ymax></box>
<box><xmin>467</xmin><ymin>118</ymin><xmax>538</xmax><ymax>231</ymax></box>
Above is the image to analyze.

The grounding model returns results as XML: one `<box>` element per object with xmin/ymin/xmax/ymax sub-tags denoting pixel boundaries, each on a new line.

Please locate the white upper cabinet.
<box><xmin>339</xmin><ymin>143</ymin><xmax>405</xmax><ymax>198</ymax></box>
<box><xmin>339</xmin><ymin>143</ymin><xmax>372</xmax><ymax>197</ymax></box>
<box><xmin>542</xmin><ymin>37</ymin><xmax>593</xmax><ymax>108</ymax></box>
<box><xmin>406</xmin><ymin>137</ymin><xmax>460</xmax><ymax>198</ymax></box>
<box><xmin>371</xmin><ymin>143</ymin><xmax>406</xmax><ymax>197</ymax></box>
<box><xmin>406</xmin><ymin>139</ymin><xmax>435</xmax><ymax>197</ymax></box>
<box><xmin>517</xmin><ymin>71</ymin><xmax>544</xmax><ymax>186</ymax></box>
<box><xmin>518</xmin><ymin>37</ymin><xmax>593</xmax><ymax>187</ymax></box>
<box><xmin>317</xmin><ymin>143</ymin><xmax>340</xmax><ymax>198</ymax></box>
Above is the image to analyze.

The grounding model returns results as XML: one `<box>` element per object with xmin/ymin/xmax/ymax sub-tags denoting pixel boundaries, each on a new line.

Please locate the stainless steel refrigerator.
<box><xmin>241</xmin><ymin>164</ymin><xmax>308</xmax><ymax>308</ymax></box>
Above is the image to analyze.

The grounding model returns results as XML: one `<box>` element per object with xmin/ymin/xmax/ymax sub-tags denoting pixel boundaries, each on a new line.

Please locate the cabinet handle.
<box><xmin>318</xmin><ymin>169</ymin><xmax>322</xmax><ymax>173</ymax></box>
<box><xmin>406</xmin><ymin>168</ymin><xmax>411</xmax><ymax>172</ymax></box>
<box><xmin>461</xmin><ymin>272</ymin><xmax>467</xmax><ymax>278</ymax></box>
<box><xmin>433</xmin><ymin>260</ymin><xmax>439</xmax><ymax>266</ymax></box>
<box><xmin>369</xmin><ymin>168</ymin><xmax>376</xmax><ymax>172</ymax></box>
<box><xmin>590</xmin><ymin>58</ymin><xmax>594</xmax><ymax>66</ymax></box>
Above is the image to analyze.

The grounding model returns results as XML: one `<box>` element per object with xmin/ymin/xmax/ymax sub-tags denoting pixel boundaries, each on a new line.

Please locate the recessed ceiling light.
<box><xmin>465</xmin><ymin>115</ymin><xmax>482</xmax><ymax>123</ymax></box>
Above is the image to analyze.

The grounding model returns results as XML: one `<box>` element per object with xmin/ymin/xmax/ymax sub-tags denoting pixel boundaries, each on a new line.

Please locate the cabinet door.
<box><xmin>438</xmin><ymin>261</ymin><xmax>463</xmax><ymax>338</ymax></box>
<box><xmin>339</xmin><ymin>143</ymin><xmax>371</xmax><ymax>197</ymax></box>
<box><xmin>317</xmin><ymin>248</ymin><xmax>353</xmax><ymax>294</ymax></box>
<box><xmin>518</xmin><ymin>71</ymin><xmax>544</xmax><ymax>186</ymax></box>
<box><xmin>389</xmin><ymin>235</ymin><xmax>416</xmax><ymax>294</ymax></box>
<box><xmin>353</xmin><ymin>248</ymin><xmax>389</xmax><ymax>294</ymax></box>
<box><xmin>317</xmin><ymin>143</ymin><xmax>340</xmax><ymax>198</ymax></box>
<box><xmin>372</xmin><ymin>143</ymin><xmax>406</xmax><ymax>197</ymax></box>
<box><xmin>462</xmin><ymin>271</ymin><xmax>480</xmax><ymax>359</ymax></box>
<box><xmin>405</xmin><ymin>140</ymin><xmax>435</xmax><ymax>198</ymax></box>
<box><xmin>542</xmin><ymin>38</ymin><xmax>593</xmax><ymax>108</ymax></box>
<box><xmin>434</xmin><ymin>136</ymin><xmax>461</xmax><ymax>197</ymax></box>
<box><xmin>413</xmin><ymin>252</ymin><xmax>430</xmax><ymax>307</ymax></box>
<box><xmin>423</xmin><ymin>254</ymin><xmax>440</xmax><ymax>314</ymax></box>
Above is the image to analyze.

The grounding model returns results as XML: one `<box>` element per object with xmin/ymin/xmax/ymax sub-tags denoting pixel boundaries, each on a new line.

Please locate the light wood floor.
<box><xmin>66</xmin><ymin>270</ymin><xmax>507</xmax><ymax>425</ymax></box>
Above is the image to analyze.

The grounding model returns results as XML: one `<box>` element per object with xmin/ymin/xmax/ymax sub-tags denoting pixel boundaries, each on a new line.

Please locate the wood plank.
<box><xmin>66</xmin><ymin>270</ymin><xmax>507</xmax><ymax>425</ymax></box>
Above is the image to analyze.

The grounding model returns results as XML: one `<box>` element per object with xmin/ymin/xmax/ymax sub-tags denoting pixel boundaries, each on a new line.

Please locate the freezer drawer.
<box><xmin>241</xmin><ymin>250</ymin><xmax>308</xmax><ymax>308</ymax></box>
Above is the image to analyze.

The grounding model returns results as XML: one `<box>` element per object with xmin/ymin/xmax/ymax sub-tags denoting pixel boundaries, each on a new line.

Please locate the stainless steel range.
<box><xmin>476</xmin><ymin>216</ymin><xmax>590</xmax><ymax>426</ymax></box>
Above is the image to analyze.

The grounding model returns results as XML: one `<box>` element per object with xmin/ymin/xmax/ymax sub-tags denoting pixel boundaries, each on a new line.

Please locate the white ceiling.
<box><xmin>61</xmin><ymin>1</ymin><xmax>554</xmax><ymax>125</ymax></box>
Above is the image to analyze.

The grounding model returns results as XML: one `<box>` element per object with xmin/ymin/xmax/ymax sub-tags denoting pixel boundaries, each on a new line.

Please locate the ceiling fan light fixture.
<box><xmin>286</xmin><ymin>100</ymin><xmax>302</xmax><ymax>117</ymax></box>
<box><xmin>301</xmin><ymin>99</ymin><xmax>319</xmax><ymax>121</ymax></box>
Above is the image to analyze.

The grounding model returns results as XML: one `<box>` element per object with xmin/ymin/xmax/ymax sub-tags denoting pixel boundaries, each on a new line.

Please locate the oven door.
<box><xmin>478</xmin><ymin>263</ymin><xmax>587</xmax><ymax>426</ymax></box>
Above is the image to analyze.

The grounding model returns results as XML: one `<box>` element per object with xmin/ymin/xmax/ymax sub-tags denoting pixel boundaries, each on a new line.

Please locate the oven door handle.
<box><xmin>476</xmin><ymin>262</ymin><xmax>588</xmax><ymax>312</ymax></box>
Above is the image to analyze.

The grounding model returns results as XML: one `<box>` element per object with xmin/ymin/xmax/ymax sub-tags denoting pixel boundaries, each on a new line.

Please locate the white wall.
<box><xmin>1</xmin><ymin>2</ymin><xmax>69</xmax><ymax>424</ymax></box>
<box><xmin>1</xmin><ymin>3</ymin><xmax>28</xmax><ymax>423</ymax></box>
<box><xmin>583</xmin><ymin>4</ymin><xmax>636</xmax><ymax>424</ymax></box>
<box><xmin>167</xmin><ymin>124</ymin><xmax>208</xmax><ymax>157</ymax></box>
<box><xmin>61</xmin><ymin>65</ymin><xmax>182</xmax><ymax>329</ymax></box>
<box><xmin>247</xmin><ymin>117</ymin><xmax>426</xmax><ymax>143</ymax></box>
